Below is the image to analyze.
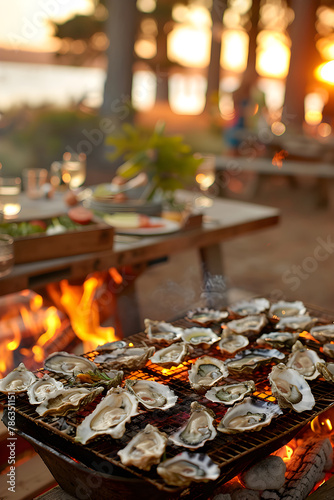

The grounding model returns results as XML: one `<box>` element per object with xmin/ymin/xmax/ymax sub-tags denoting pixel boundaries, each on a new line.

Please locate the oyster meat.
<box><xmin>223</xmin><ymin>314</ymin><xmax>268</xmax><ymax>336</ymax></box>
<box><xmin>218</xmin><ymin>331</ymin><xmax>249</xmax><ymax>354</ymax></box>
<box><xmin>275</xmin><ymin>315</ymin><xmax>317</xmax><ymax>331</ymax></box>
<box><xmin>269</xmin><ymin>300</ymin><xmax>306</xmax><ymax>319</ymax></box>
<box><xmin>44</xmin><ymin>352</ymin><xmax>97</xmax><ymax>376</ymax></box>
<box><xmin>36</xmin><ymin>386</ymin><xmax>103</xmax><ymax>417</ymax></box>
<box><xmin>95</xmin><ymin>340</ymin><xmax>127</xmax><ymax>351</ymax></box>
<box><xmin>157</xmin><ymin>452</ymin><xmax>220</xmax><ymax>487</ymax></box>
<box><xmin>228</xmin><ymin>298</ymin><xmax>270</xmax><ymax>317</ymax></box>
<box><xmin>94</xmin><ymin>346</ymin><xmax>155</xmax><ymax>370</ymax></box>
<box><xmin>181</xmin><ymin>327</ymin><xmax>220</xmax><ymax>348</ymax></box>
<box><xmin>256</xmin><ymin>331</ymin><xmax>300</xmax><ymax>349</ymax></box>
<box><xmin>217</xmin><ymin>397</ymin><xmax>282</xmax><ymax>433</ymax></box>
<box><xmin>76</xmin><ymin>387</ymin><xmax>139</xmax><ymax>444</ymax></box>
<box><xmin>310</xmin><ymin>324</ymin><xmax>334</xmax><ymax>343</ymax></box>
<box><xmin>269</xmin><ymin>363</ymin><xmax>315</xmax><ymax>412</ymax></box>
<box><xmin>125</xmin><ymin>379</ymin><xmax>177</xmax><ymax>410</ymax></box>
<box><xmin>144</xmin><ymin>319</ymin><xmax>184</xmax><ymax>344</ymax></box>
<box><xmin>150</xmin><ymin>342</ymin><xmax>189</xmax><ymax>368</ymax></box>
<box><xmin>205</xmin><ymin>381</ymin><xmax>256</xmax><ymax>405</ymax></box>
<box><xmin>188</xmin><ymin>356</ymin><xmax>228</xmax><ymax>393</ymax></box>
<box><xmin>186</xmin><ymin>308</ymin><xmax>228</xmax><ymax>326</ymax></box>
<box><xmin>317</xmin><ymin>361</ymin><xmax>334</xmax><ymax>382</ymax></box>
<box><xmin>118</xmin><ymin>424</ymin><xmax>168</xmax><ymax>470</ymax></box>
<box><xmin>169</xmin><ymin>402</ymin><xmax>216</xmax><ymax>449</ymax></box>
<box><xmin>286</xmin><ymin>341</ymin><xmax>324</xmax><ymax>380</ymax></box>
<box><xmin>0</xmin><ymin>363</ymin><xmax>36</xmax><ymax>394</ymax></box>
<box><xmin>225</xmin><ymin>348</ymin><xmax>285</xmax><ymax>374</ymax></box>
<box><xmin>27</xmin><ymin>375</ymin><xmax>64</xmax><ymax>404</ymax></box>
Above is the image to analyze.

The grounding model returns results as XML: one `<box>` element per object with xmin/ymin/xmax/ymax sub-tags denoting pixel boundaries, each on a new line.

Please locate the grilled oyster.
<box><xmin>323</xmin><ymin>343</ymin><xmax>334</xmax><ymax>358</ymax></box>
<box><xmin>225</xmin><ymin>348</ymin><xmax>285</xmax><ymax>374</ymax></box>
<box><xmin>0</xmin><ymin>363</ymin><xmax>36</xmax><ymax>394</ymax></box>
<box><xmin>217</xmin><ymin>397</ymin><xmax>282</xmax><ymax>433</ymax></box>
<box><xmin>144</xmin><ymin>319</ymin><xmax>184</xmax><ymax>344</ymax></box>
<box><xmin>27</xmin><ymin>375</ymin><xmax>64</xmax><ymax>404</ymax></box>
<box><xmin>188</xmin><ymin>356</ymin><xmax>228</xmax><ymax>393</ymax></box>
<box><xmin>95</xmin><ymin>340</ymin><xmax>127</xmax><ymax>351</ymax></box>
<box><xmin>269</xmin><ymin>300</ymin><xmax>306</xmax><ymax>319</ymax></box>
<box><xmin>125</xmin><ymin>379</ymin><xmax>177</xmax><ymax>410</ymax></box>
<box><xmin>157</xmin><ymin>452</ymin><xmax>220</xmax><ymax>487</ymax></box>
<box><xmin>70</xmin><ymin>369</ymin><xmax>124</xmax><ymax>390</ymax></box>
<box><xmin>181</xmin><ymin>327</ymin><xmax>220</xmax><ymax>348</ymax></box>
<box><xmin>44</xmin><ymin>352</ymin><xmax>97</xmax><ymax>376</ymax></box>
<box><xmin>150</xmin><ymin>342</ymin><xmax>189</xmax><ymax>368</ymax></box>
<box><xmin>256</xmin><ymin>331</ymin><xmax>300</xmax><ymax>349</ymax></box>
<box><xmin>186</xmin><ymin>308</ymin><xmax>228</xmax><ymax>326</ymax></box>
<box><xmin>75</xmin><ymin>387</ymin><xmax>139</xmax><ymax>444</ymax></box>
<box><xmin>275</xmin><ymin>315</ymin><xmax>317</xmax><ymax>331</ymax></box>
<box><xmin>228</xmin><ymin>298</ymin><xmax>270</xmax><ymax>317</ymax></box>
<box><xmin>205</xmin><ymin>381</ymin><xmax>256</xmax><ymax>405</ymax></box>
<box><xmin>310</xmin><ymin>324</ymin><xmax>334</xmax><ymax>343</ymax></box>
<box><xmin>36</xmin><ymin>386</ymin><xmax>103</xmax><ymax>417</ymax></box>
<box><xmin>218</xmin><ymin>331</ymin><xmax>249</xmax><ymax>354</ymax></box>
<box><xmin>269</xmin><ymin>363</ymin><xmax>315</xmax><ymax>412</ymax></box>
<box><xmin>223</xmin><ymin>314</ymin><xmax>268</xmax><ymax>336</ymax></box>
<box><xmin>169</xmin><ymin>402</ymin><xmax>216</xmax><ymax>449</ymax></box>
<box><xmin>316</xmin><ymin>361</ymin><xmax>334</xmax><ymax>382</ymax></box>
<box><xmin>94</xmin><ymin>346</ymin><xmax>155</xmax><ymax>370</ymax></box>
<box><xmin>118</xmin><ymin>424</ymin><xmax>168</xmax><ymax>470</ymax></box>
<box><xmin>286</xmin><ymin>341</ymin><xmax>324</xmax><ymax>380</ymax></box>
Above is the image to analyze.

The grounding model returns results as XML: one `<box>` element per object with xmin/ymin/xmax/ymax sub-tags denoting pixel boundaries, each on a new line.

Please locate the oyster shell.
<box><xmin>95</xmin><ymin>340</ymin><xmax>127</xmax><ymax>351</ymax></box>
<box><xmin>275</xmin><ymin>315</ymin><xmax>317</xmax><ymax>331</ymax></box>
<box><xmin>71</xmin><ymin>369</ymin><xmax>124</xmax><ymax>390</ymax></box>
<box><xmin>125</xmin><ymin>379</ymin><xmax>177</xmax><ymax>410</ymax></box>
<box><xmin>144</xmin><ymin>319</ymin><xmax>184</xmax><ymax>344</ymax></box>
<box><xmin>149</xmin><ymin>342</ymin><xmax>189</xmax><ymax>368</ymax></box>
<box><xmin>181</xmin><ymin>327</ymin><xmax>220</xmax><ymax>348</ymax></box>
<box><xmin>169</xmin><ymin>402</ymin><xmax>216</xmax><ymax>449</ymax></box>
<box><xmin>323</xmin><ymin>343</ymin><xmax>334</xmax><ymax>358</ymax></box>
<box><xmin>217</xmin><ymin>397</ymin><xmax>282</xmax><ymax>433</ymax></box>
<box><xmin>94</xmin><ymin>346</ymin><xmax>155</xmax><ymax>370</ymax></box>
<box><xmin>44</xmin><ymin>352</ymin><xmax>97</xmax><ymax>376</ymax></box>
<box><xmin>36</xmin><ymin>386</ymin><xmax>103</xmax><ymax>417</ymax></box>
<box><xmin>188</xmin><ymin>356</ymin><xmax>228</xmax><ymax>393</ymax></box>
<box><xmin>229</xmin><ymin>298</ymin><xmax>270</xmax><ymax>317</ymax></box>
<box><xmin>317</xmin><ymin>361</ymin><xmax>334</xmax><ymax>382</ymax></box>
<box><xmin>118</xmin><ymin>424</ymin><xmax>168</xmax><ymax>471</ymax></box>
<box><xmin>186</xmin><ymin>308</ymin><xmax>228</xmax><ymax>326</ymax></box>
<box><xmin>157</xmin><ymin>452</ymin><xmax>220</xmax><ymax>487</ymax></box>
<box><xmin>269</xmin><ymin>363</ymin><xmax>315</xmax><ymax>412</ymax></box>
<box><xmin>75</xmin><ymin>387</ymin><xmax>139</xmax><ymax>444</ymax></box>
<box><xmin>310</xmin><ymin>324</ymin><xmax>334</xmax><ymax>343</ymax></box>
<box><xmin>286</xmin><ymin>341</ymin><xmax>324</xmax><ymax>380</ymax></box>
<box><xmin>0</xmin><ymin>363</ymin><xmax>36</xmax><ymax>394</ymax></box>
<box><xmin>27</xmin><ymin>375</ymin><xmax>64</xmax><ymax>404</ymax></box>
<box><xmin>256</xmin><ymin>331</ymin><xmax>300</xmax><ymax>349</ymax></box>
<box><xmin>225</xmin><ymin>348</ymin><xmax>285</xmax><ymax>374</ymax></box>
<box><xmin>205</xmin><ymin>381</ymin><xmax>256</xmax><ymax>405</ymax></box>
<box><xmin>269</xmin><ymin>300</ymin><xmax>306</xmax><ymax>319</ymax></box>
<box><xmin>223</xmin><ymin>314</ymin><xmax>268</xmax><ymax>336</ymax></box>
<box><xmin>218</xmin><ymin>331</ymin><xmax>249</xmax><ymax>354</ymax></box>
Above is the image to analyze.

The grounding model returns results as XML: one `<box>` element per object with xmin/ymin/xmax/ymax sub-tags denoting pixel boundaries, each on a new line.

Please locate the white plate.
<box><xmin>114</xmin><ymin>216</ymin><xmax>181</xmax><ymax>236</ymax></box>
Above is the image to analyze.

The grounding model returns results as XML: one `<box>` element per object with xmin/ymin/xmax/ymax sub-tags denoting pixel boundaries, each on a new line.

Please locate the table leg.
<box><xmin>199</xmin><ymin>244</ymin><xmax>228</xmax><ymax>308</ymax></box>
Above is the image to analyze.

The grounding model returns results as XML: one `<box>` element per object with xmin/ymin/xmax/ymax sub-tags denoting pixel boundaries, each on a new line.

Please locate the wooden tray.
<box><xmin>13</xmin><ymin>217</ymin><xmax>114</xmax><ymax>265</ymax></box>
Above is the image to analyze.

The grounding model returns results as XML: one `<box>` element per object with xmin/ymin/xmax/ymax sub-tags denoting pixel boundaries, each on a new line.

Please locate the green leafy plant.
<box><xmin>105</xmin><ymin>122</ymin><xmax>202</xmax><ymax>201</ymax></box>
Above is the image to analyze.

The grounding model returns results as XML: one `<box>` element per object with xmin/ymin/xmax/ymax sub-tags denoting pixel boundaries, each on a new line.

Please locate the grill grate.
<box><xmin>2</xmin><ymin>308</ymin><xmax>334</xmax><ymax>495</ymax></box>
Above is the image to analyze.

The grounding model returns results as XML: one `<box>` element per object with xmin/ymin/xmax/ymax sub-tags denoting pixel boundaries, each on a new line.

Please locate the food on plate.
<box><xmin>103</xmin><ymin>212</ymin><xmax>164</xmax><ymax>229</ymax></box>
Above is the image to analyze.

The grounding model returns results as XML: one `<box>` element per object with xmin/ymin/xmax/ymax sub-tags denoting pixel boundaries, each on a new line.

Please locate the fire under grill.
<box><xmin>2</xmin><ymin>309</ymin><xmax>334</xmax><ymax>499</ymax></box>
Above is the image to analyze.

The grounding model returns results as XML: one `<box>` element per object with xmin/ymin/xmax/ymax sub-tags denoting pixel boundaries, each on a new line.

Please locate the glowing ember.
<box><xmin>272</xmin><ymin>150</ymin><xmax>288</xmax><ymax>169</ymax></box>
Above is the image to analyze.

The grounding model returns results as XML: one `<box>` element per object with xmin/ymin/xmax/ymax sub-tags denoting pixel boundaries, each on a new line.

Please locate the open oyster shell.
<box><xmin>0</xmin><ymin>363</ymin><xmax>36</xmax><ymax>394</ymax></box>
<box><xmin>188</xmin><ymin>356</ymin><xmax>228</xmax><ymax>393</ymax></box>
<box><xmin>205</xmin><ymin>381</ymin><xmax>256</xmax><ymax>405</ymax></box>
<box><xmin>275</xmin><ymin>315</ymin><xmax>317</xmax><ymax>331</ymax></box>
<box><xmin>36</xmin><ymin>386</ymin><xmax>103</xmax><ymax>417</ymax></box>
<box><xmin>27</xmin><ymin>375</ymin><xmax>64</xmax><ymax>404</ymax></box>
<box><xmin>94</xmin><ymin>346</ymin><xmax>155</xmax><ymax>370</ymax></box>
<box><xmin>169</xmin><ymin>402</ymin><xmax>216</xmax><ymax>449</ymax></box>
<box><xmin>269</xmin><ymin>363</ymin><xmax>315</xmax><ymax>412</ymax></box>
<box><xmin>186</xmin><ymin>308</ymin><xmax>228</xmax><ymax>326</ymax></box>
<box><xmin>150</xmin><ymin>342</ymin><xmax>189</xmax><ymax>368</ymax></box>
<box><xmin>181</xmin><ymin>327</ymin><xmax>220</xmax><ymax>348</ymax></box>
<box><xmin>269</xmin><ymin>301</ymin><xmax>306</xmax><ymax>319</ymax></box>
<box><xmin>95</xmin><ymin>340</ymin><xmax>127</xmax><ymax>351</ymax></box>
<box><xmin>144</xmin><ymin>319</ymin><xmax>184</xmax><ymax>344</ymax></box>
<box><xmin>118</xmin><ymin>424</ymin><xmax>168</xmax><ymax>471</ymax></box>
<box><xmin>44</xmin><ymin>352</ymin><xmax>97</xmax><ymax>376</ymax></box>
<box><xmin>317</xmin><ymin>361</ymin><xmax>334</xmax><ymax>382</ymax></box>
<box><xmin>286</xmin><ymin>341</ymin><xmax>324</xmax><ymax>380</ymax></box>
<box><xmin>225</xmin><ymin>348</ymin><xmax>285</xmax><ymax>374</ymax></box>
<box><xmin>157</xmin><ymin>452</ymin><xmax>220</xmax><ymax>487</ymax></box>
<box><xmin>223</xmin><ymin>314</ymin><xmax>268</xmax><ymax>336</ymax></box>
<box><xmin>228</xmin><ymin>298</ymin><xmax>270</xmax><ymax>317</ymax></box>
<box><xmin>323</xmin><ymin>343</ymin><xmax>334</xmax><ymax>358</ymax></box>
<box><xmin>256</xmin><ymin>331</ymin><xmax>300</xmax><ymax>349</ymax></box>
<box><xmin>217</xmin><ymin>397</ymin><xmax>282</xmax><ymax>433</ymax></box>
<box><xmin>310</xmin><ymin>324</ymin><xmax>334</xmax><ymax>343</ymax></box>
<box><xmin>75</xmin><ymin>387</ymin><xmax>139</xmax><ymax>444</ymax></box>
<box><xmin>125</xmin><ymin>379</ymin><xmax>177</xmax><ymax>410</ymax></box>
<box><xmin>218</xmin><ymin>331</ymin><xmax>249</xmax><ymax>354</ymax></box>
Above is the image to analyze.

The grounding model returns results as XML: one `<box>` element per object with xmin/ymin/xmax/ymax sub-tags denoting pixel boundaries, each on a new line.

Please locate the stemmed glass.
<box><xmin>61</xmin><ymin>153</ymin><xmax>87</xmax><ymax>189</ymax></box>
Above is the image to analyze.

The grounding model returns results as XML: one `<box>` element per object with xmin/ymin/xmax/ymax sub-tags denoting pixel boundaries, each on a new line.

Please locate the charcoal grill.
<box><xmin>2</xmin><ymin>307</ymin><xmax>334</xmax><ymax>500</ymax></box>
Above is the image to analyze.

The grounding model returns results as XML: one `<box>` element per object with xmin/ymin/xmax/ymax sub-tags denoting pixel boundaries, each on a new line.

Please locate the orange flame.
<box><xmin>272</xmin><ymin>149</ymin><xmax>288</xmax><ymax>169</ymax></box>
<box><xmin>274</xmin><ymin>442</ymin><xmax>296</xmax><ymax>462</ymax></box>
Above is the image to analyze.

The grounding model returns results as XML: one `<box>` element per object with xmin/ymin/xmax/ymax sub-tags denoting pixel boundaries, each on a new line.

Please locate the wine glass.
<box><xmin>195</xmin><ymin>155</ymin><xmax>216</xmax><ymax>192</ymax></box>
<box><xmin>61</xmin><ymin>153</ymin><xmax>86</xmax><ymax>189</ymax></box>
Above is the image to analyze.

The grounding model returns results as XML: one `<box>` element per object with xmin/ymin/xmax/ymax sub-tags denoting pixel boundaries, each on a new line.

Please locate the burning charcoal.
<box><xmin>231</xmin><ymin>488</ymin><xmax>260</xmax><ymax>499</ymax></box>
<box><xmin>240</xmin><ymin>455</ymin><xmax>286</xmax><ymax>491</ymax></box>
